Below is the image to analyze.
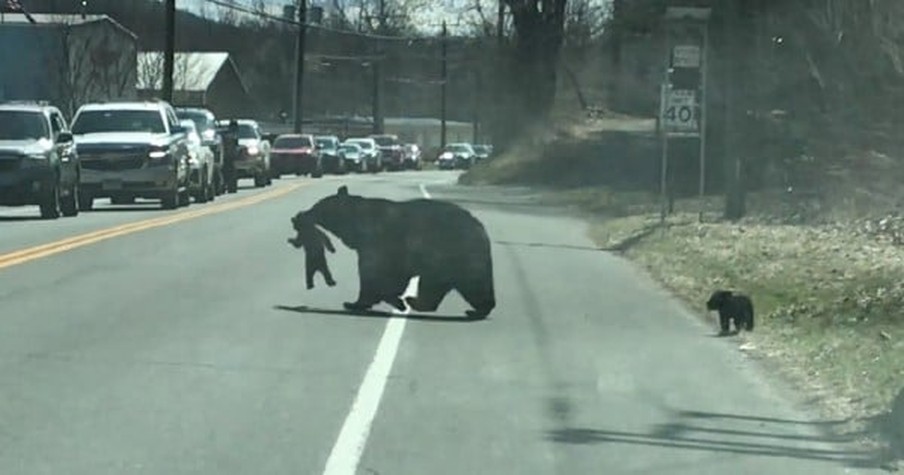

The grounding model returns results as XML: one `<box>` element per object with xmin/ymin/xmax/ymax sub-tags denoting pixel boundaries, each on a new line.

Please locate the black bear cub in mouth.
<box><xmin>706</xmin><ymin>290</ymin><xmax>754</xmax><ymax>336</ymax></box>
<box><xmin>288</xmin><ymin>224</ymin><xmax>337</xmax><ymax>290</ymax></box>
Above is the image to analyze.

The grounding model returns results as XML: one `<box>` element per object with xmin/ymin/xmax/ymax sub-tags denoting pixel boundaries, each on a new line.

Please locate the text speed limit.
<box><xmin>662</xmin><ymin>89</ymin><xmax>699</xmax><ymax>134</ymax></box>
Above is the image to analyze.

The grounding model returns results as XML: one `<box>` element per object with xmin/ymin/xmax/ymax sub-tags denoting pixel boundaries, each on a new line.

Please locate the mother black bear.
<box><xmin>291</xmin><ymin>185</ymin><xmax>496</xmax><ymax>319</ymax></box>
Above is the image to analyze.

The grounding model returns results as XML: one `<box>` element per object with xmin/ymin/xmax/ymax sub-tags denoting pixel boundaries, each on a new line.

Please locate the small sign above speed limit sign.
<box><xmin>662</xmin><ymin>89</ymin><xmax>699</xmax><ymax>135</ymax></box>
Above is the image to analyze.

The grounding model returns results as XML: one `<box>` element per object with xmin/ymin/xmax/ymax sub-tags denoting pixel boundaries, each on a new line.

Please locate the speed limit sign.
<box><xmin>662</xmin><ymin>89</ymin><xmax>699</xmax><ymax>134</ymax></box>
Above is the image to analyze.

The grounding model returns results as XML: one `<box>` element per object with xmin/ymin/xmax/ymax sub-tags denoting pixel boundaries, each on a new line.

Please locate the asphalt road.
<box><xmin>0</xmin><ymin>171</ymin><xmax>886</xmax><ymax>474</ymax></box>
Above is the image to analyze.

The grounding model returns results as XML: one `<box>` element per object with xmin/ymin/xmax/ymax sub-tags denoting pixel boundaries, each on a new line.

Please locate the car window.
<box><xmin>275</xmin><ymin>136</ymin><xmax>313</xmax><ymax>148</ymax></box>
<box><xmin>72</xmin><ymin>110</ymin><xmax>167</xmax><ymax>134</ymax></box>
<box><xmin>48</xmin><ymin>112</ymin><xmax>63</xmax><ymax>136</ymax></box>
<box><xmin>0</xmin><ymin>110</ymin><xmax>51</xmax><ymax>140</ymax></box>
<box><xmin>238</xmin><ymin>124</ymin><xmax>259</xmax><ymax>139</ymax></box>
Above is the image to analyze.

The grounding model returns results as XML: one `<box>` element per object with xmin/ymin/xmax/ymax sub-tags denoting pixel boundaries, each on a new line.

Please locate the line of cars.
<box><xmin>266</xmin><ymin>132</ymin><xmax>423</xmax><ymax>177</ymax></box>
<box><xmin>0</xmin><ymin>99</ymin><xmax>278</xmax><ymax>219</ymax></box>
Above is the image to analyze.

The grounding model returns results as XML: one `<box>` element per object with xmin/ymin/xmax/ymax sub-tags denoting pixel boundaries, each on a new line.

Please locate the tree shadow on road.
<box><xmin>272</xmin><ymin>304</ymin><xmax>484</xmax><ymax>323</ymax></box>
<box><xmin>869</xmin><ymin>386</ymin><xmax>904</xmax><ymax>470</ymax></box>
<box><xmin>545</xmin><ymin>408</ymin><xmax>884</xmax><ymax>470</ymax></box>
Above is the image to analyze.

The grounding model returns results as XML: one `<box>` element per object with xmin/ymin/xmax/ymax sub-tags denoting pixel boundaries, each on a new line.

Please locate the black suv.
<box><xmin>0</xmin><ymin>102</ymin><xmax>80</xmax><ymax>219</ymax></box>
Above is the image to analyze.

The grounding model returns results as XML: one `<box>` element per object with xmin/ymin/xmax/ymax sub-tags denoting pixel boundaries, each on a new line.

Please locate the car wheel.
<box><xmin>254</xmin><ymin>173</ymin><xmax>266</xmax><ymax>188</ymax></box>
<box><xmin>161</xmin><ymin>186</ymin><xmax>179</xmax><ymax>210</ymax></box>
<box><xmin>61</xmin><ymin>183</ymin><xmax>79</xmax><ymax>217</ymax></box>
<box><xmin>78</xmin><ymin>193</ymin><xmax>94</xmax><ymax>211</ymax></box>
<box><xmin>178</xmin><ymin>188</ymin><xmax>191</xmax><ymax>207</ymax></box>
<box><xmin>40</xmin><ymin>182</ymin><xmax>61</xmax><ymax>220</ymax></box>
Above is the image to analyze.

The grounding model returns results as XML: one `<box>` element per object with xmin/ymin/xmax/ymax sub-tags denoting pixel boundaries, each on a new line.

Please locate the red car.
<box><xmin>270</xmin><ymin>134</ymin><xmax>322</xmax><ymax>178</ymax></box>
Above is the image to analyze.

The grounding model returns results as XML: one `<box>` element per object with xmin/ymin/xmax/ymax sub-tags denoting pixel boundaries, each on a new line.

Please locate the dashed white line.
<box><xmin>418</xmin><ymin>183</ymin><xmax>431</xmax><ymax>199</ymax></box>
<box><xmin>321</xmin><ymin>183</ymin><xmax>432</xmax><ymax>475</ymax></box>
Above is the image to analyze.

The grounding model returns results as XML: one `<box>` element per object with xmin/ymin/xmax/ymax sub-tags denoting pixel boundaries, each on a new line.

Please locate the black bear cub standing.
<box><xmin>706</xmin><ymin>290</ymin><xmax>754</xmax><ymax>336</ymax></box>
<box><xmin>288</xmin><ymin>225</ymin><xmax>337</xmax><ymax>289</ymax></box>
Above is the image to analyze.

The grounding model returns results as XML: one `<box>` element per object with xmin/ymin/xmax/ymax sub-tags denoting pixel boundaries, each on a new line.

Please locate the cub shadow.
<box><xmin>273</xmin><ymin>304</ymin><xmax>485</xmax><ymax>323</ymax></box>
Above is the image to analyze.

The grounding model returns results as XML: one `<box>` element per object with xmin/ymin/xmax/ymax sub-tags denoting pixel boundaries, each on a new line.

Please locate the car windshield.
<box><xmin>72</xmin><ymin>109</ymin><xmax>165</xmax><ymax>134</ymax></box>
<box><xmin>339</xmin><ymin>144</ymin><xmax>360</xmax><ymax>153</ymax></box>
<box><xmin>473</xmin><ymin>145</ymin><xmax>489</xmax><ymax>154</ymax></box>
<box><xmin>177</xmin><ymin>111</ymin><xmax>214</xmax><ymax>133</ymax></box>
<box><xmin>372</xmin><ymin>136</ymin><xmax>396</xmax><ymax>146</ymax></box>
<box><xmin>0</xmin><ymin>110</ymin><xmax>49</xmax><ymax>140</ymax></box>
<box><xmin>446</xmin><ymin>144</ymin><xmax>472</xmax><ymax>154</ymax></box>
<box><xmin>274</xmin><ymin>136</ymin><xmax>313</xmax><ymax>148</ymax></box>
<box><xmin>237</xmin><ymin>124</ymin><xmax>258</xmax><ymax>139</ymax></box>
<box><xmin>316</xmin><ymin>138</ymin><xmax>336</xmax><ymax>149</ymax></box>
<box><xmin>349</xmin><ymin>140</ymin><xmax>373</xmax><ymax>150</ymax></box>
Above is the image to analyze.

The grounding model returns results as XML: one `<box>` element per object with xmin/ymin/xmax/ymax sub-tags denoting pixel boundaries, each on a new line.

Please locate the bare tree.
<box><xmin>46</xmin><ymin>15</ymin><xmax>137</xmax><ymax>116</ymax></box>
<box><xmin>138</xmin><ymin>52</ymin><xmax>209</xmax><ymax>100</ymax></box>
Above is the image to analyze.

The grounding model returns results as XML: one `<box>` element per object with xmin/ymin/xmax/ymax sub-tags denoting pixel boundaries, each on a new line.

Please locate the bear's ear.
<box><xmin>337</xmin><ymin>185</ymin><xmax>349</xmax><ymax>197</ymax></box>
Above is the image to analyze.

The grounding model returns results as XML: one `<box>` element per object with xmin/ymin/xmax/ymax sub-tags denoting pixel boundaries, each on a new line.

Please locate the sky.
<box><xmin>176</xmin><ymin>0</ymin><xmax>471</xmax><ymax>34</ymax></box>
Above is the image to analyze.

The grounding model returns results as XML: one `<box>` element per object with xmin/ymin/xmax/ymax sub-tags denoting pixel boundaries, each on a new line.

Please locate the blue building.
<box><xmin>0</xmin><ymin>14</ymin><xmax>138</xmax><ymax>118</ymax></box>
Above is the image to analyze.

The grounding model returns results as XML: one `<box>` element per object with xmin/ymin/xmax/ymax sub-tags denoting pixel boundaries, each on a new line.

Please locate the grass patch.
<box><xmin>596</xmin><ymin>212</ymin><xmax>903</xmax><ymax>433</ymax></box>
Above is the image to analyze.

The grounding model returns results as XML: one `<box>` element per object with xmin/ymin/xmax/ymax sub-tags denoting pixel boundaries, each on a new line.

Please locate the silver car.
<box><xmin>343</xmin><ymin>138</ymin><xmax>382</xmax><ymax>173</ymax></box>
<box><xmin>180</xmin><ymin>120</ymin><xmax>216</xmax><ymax>203</ymax></box>
<box><xmin>71</xmin><ymin>101</ymin><xmax>191</xmax><ymax>210</ymax></box>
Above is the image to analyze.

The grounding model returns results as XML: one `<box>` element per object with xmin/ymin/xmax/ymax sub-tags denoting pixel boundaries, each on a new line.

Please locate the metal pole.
<box><xmin>440</xmin><ymin>20</ymin><xmax>448</xmax><ymax>149</ymax></box>
<box><xmin>293</xmin><ymin>0</ymin><xmax>307</xmax><ymax>133</ymax></box>
<box><xmin>698</xmin><ymin>21</ymin><xmax>709</xmax><ymax>223</ymax></box>
<box><xmin>472</xmin><ymin>70</ymin><xmax>480</xmax><ymax>143</ymax></box>
<box><xmin>163</xmin><ymin>0</ymin><xmax>175</xmax><ymax>103</ymax></box>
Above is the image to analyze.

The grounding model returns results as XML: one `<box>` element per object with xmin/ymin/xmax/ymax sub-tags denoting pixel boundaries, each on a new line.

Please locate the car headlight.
<box><xmin>246</xmin><ymin>146</ymin><xmax>260</xmax><ymax>156</ymax></box>
<box><xmin>202</xmin><ymin>129</ymin><xmax>216</xmax><ymax>141</ymax></box>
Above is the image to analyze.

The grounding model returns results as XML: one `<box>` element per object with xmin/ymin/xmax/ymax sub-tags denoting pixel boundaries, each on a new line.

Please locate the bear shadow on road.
<box><xmin>545</xmin><ymin>409</ymin><xmax>886</xmax><ymax>470</ymax></box>
<box><xmin>273</xmin><ymin>304</ymin><xmax>485</xmax><ymax>323</ymax></box>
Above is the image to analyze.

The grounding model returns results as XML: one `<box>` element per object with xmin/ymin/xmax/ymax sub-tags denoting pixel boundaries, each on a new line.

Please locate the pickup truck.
<box><xmin>0</xmin><ymin>102</ymin><xmax>81</xmax><ymax>219</ymax></box>
<box><xmin>71</xmin><ymin>101</ymin><xmax>191</xmax><ymax>210</ymax></box>
<box><xmin>370</xmin><ymin>134</ymin><xmax>405</xmax><ymax>171</ymax></box>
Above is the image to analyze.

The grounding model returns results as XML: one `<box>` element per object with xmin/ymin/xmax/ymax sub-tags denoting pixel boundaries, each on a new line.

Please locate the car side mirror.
<box><xmin>172</xmin><ymin>125</ymin><xmax>187</xmax><ymax>135</ymax></box>
<box><xmin>56</xmin><ymin>131</ymin><xmax>73</xmax><ymax>143</ymax></box>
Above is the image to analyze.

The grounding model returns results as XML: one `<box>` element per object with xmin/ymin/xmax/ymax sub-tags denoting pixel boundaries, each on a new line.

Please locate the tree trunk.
<box><xmin>494</xmin><ymin>0</ymin><xmax>568</xmax><ymax>147</ymax></box>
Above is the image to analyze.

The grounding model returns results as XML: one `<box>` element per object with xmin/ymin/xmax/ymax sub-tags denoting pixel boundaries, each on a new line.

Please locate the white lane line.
<box><xmin>321</xmin><ymin>183</ymin><xmax>432</xmax><ymax>475</ymax></box>
<box><xmin>322</xmin><ymin>317</ymin><xmax>407</xmax><ymax>475</ymax></box>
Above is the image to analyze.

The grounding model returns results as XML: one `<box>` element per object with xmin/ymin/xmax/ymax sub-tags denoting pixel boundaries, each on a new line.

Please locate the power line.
<box><xmin>202</xmin><ymin>0</ymin><xmax>438</xmax><ymax>42</ymax></box>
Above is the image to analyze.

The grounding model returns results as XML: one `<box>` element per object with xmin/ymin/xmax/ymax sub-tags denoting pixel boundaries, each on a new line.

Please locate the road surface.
<box><xmin>0</xmin><ymin>171</ymin><xmax>885</xmax><ymax>474</ymax></box>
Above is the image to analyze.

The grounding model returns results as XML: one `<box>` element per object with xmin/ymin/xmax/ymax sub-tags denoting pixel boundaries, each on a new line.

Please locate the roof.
<box><xmin>137</xmin><ymin>52</ymin><xmax>243</xmax><ymax>93</ymax></box>
<box><xmin>0</xmin><ymin>102</ymin><xmax>56</xmax><ymax>112</ymax></box>
<box><xmin>77</xmin><ymin>101</ymin><xmax>169</xmax><ymax>112</ymax></box>
<box><xmin>0</xmin><ymin>13</ymin><xmax>137</xmax><ymax>39</ymax></box>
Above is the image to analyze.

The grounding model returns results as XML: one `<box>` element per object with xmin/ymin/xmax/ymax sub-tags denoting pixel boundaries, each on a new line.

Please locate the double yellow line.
<box><xmin>0</xmin><ymin>183</ymin><xmax>305</xmax><ymax>271</ymax></box>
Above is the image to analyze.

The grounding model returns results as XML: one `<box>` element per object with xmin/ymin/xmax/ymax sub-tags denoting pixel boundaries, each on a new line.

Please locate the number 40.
<box><xmin>665</xmin><ymin>106</ymin><xmax>694</xmax><ymax>122</ymax></box>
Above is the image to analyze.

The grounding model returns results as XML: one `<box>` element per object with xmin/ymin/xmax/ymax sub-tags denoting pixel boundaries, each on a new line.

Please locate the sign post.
<box><xmin>659</xmin><ymin>7</ymin><xmax>711</xmax><ymax>223</ymax></box>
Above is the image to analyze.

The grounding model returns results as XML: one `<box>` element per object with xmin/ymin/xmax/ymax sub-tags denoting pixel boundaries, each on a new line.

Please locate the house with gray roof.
<box><xmin>0</xmin><ymin>14</ymin><xmax>138</xmax><ymax>117</ymax></box>
<box><xmin>136</xmin><ymin>51</ymin><xmax>254</xmax><ymax>119</ymax></box>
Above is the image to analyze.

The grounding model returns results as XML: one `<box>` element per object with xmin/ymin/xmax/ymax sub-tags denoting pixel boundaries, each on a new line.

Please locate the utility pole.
<box><xmin>722</xmin><ymin>0</ymin><xmax>745</xmax><ymax>220</ymax></box>
<box><xmin>163</xmin><ymin>0</ymin><xmax>175</xmax><ymax>103</ymax></box>
<box><xmin>472</xmin><ymin>70</ymin><xmax>480</xmax><ymax>143</ymax></box>
<box><xmin>293</xmin><ymin>0</ymin><xmax>307</xmax><ymax>133</ymax></box>
<box><xmin>440</xmin><ymin>20</ymin><xmax>448</xmax><ymax>149</ymax></box>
